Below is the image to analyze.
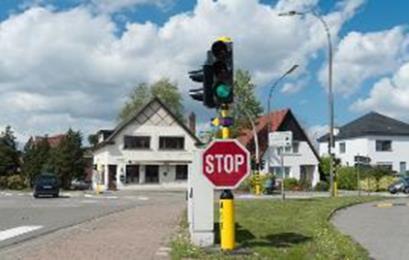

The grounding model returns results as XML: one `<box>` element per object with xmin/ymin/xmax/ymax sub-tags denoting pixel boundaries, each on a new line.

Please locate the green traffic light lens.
<box><xmin>216</xmin><ymin>84</ymin><xmax>232</xmax><ymax>98</ymax></box>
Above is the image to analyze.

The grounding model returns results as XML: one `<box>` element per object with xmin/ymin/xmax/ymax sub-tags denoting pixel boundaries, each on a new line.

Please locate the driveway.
<box><xmin>332</xmin><ymin>197</ymin><xmax>409</xmax><ymax>260</ymax></box>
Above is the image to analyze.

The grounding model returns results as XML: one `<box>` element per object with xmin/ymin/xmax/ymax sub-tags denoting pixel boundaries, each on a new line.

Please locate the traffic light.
<box><xmin>260</xmin><ymin>159</ymin><xmax>265</xmax><ymax>170</ymax></box>
<box><xmin>188</xmin><ymin>64</ymin><xmax>215</xmax><ymax>108</ymax></box>
<box><xmin>188</xmin><ymin>37</ymin><xmax>233</xmax><ymax>108</ymax></box>
<box><xmin>333</xmin><ymin>157</ymin><xmax>341</xmax><ymax>169</ymax></box>
<box><xmin>210</xmin><ymin>39</ymin><xmax>234</xmax><ymax>105</ymax></box>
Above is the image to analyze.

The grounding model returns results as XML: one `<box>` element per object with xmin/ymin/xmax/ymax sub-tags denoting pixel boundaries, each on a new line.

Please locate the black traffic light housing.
<box><xmin>188</xmin><ymin>38</ymin><xmax>233</xmax><ymax>108</ymax></box>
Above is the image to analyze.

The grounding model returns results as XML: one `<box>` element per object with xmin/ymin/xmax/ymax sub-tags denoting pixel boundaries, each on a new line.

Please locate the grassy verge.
<box><xmin>171</xmin><ymin>196</ymin><xmax>383</xmax><ymax>259</ymax></box>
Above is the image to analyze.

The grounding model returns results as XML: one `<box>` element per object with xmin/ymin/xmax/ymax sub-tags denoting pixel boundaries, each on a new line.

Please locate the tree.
<box><xmin>231</xmin><ymin>69</ymin><xmax>264</xmax><ymax>137</ymax></box>
<box><xmin>118</xmin><ymin>78</ymin><xmax>184</xmax><ymax>122</ymax></box>
<box><xmin>21</xmin><ymin>136</ymin><xmax>50</xmax><ymax>186</ymax></box>
<box><xmin>319</xmin><ymin>156</ymin><xmax>331</xmax><ymax>180</ymax></box>
<box><xmin>88</xmin><ymin>134</ymin><xmax>98</xmax><ymax>147</ymax></box>
<box><xmin>51</xmin><ymin>129</ymin><xmax>84</xmax><ymax>189</ymax></box>
<box><xmin>0</xmin><ymin>126</ymin><xmax>20</xmax><ymax>176</ymax></box>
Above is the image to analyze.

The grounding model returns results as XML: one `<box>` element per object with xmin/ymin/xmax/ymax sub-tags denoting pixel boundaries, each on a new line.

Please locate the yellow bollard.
<box><xmin>333</xmin><ymin>181</ymin><xmax>338</xmax><ymax>197</ymax></box>
<box><xmin>220</xmin><ymin>190</ymin><xmax>235</xmax><ymax>250</ymax></box>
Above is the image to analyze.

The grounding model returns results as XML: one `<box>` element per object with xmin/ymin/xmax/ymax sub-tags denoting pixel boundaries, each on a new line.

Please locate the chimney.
<box><xmin>188</xmin><ymin>112</ymin><xmax>196</xmax><ymax>134</ymax></box>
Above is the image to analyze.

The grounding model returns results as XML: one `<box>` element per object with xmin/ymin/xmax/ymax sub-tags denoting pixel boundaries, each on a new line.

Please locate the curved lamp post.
<box><xmin>279</xmin><ymin>10</ymin><xmax>335</xmax><ymax>196</ymax></box>
<box><xmin>266</xmin><ymin>64</ymin><xmax>298</xmax><ymax>197</ymax></box>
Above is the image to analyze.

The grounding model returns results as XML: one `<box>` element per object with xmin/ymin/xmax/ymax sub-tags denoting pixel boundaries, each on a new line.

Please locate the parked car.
<box><xmin>33</xmin><ymin>174</ymin><xmax>60</xmax><ymax>198</ymax></box>
<box><xmin>388</xmin><ymin>177</ymin><xmax>409</xmax><ymax>194</ymax></box>
<box><xmin>70</xmin><ymin>178</ymin><xmax>91</xmax><ymax>190</ymax></box>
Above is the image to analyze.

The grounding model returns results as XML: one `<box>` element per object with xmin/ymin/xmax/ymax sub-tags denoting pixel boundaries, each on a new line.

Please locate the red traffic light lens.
<box><xmin>211</xmin><ymin>41</ymin><xmax>228</xmax><ymax>60</ymax></box>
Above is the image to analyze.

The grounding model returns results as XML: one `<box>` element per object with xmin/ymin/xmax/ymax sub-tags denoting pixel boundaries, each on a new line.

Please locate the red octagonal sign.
<box><xmin>202</xmin><ymin>139</ymin><xmax>251</xmax><ymax>189</ymax></box>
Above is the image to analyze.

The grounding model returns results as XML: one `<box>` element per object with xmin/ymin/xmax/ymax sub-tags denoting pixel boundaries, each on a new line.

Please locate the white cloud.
<box><xmin>319</xmin><ymin>26</ymin><xmax>409</xmax><ymax>94</ymax></box>
<box><xmin>0</xmin><ymin>0</ymin><xmax>364</xmax><ymax>144</ymax></box>
<box><xmin>88</xmin><ymin>0</ymin><xmax>174</xmax><ymax>13</ymax></box>
<box><xmin>351</xmin><ymin>62</ymin><xmax>409</xmax><ymax>121</ymax></box>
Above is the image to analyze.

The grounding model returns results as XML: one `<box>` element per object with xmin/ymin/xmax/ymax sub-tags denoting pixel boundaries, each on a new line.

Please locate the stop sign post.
<box><xmin>202</xmin><ymin>139</ymin><xmax>250</xmax><ymax>189</ymax></box>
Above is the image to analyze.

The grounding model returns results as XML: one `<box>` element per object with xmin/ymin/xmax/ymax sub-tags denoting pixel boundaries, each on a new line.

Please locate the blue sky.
<box><xmin>0</xmin><ymin>0</ymin><xmax>409</xmax><ymax>142</ymax></box>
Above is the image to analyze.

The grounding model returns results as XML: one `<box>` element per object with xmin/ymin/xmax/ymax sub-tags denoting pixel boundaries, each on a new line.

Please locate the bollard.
<box><xmin>220</xmin><ymin>189</ymin><xmax>235</xmax><ymax>250</ymax></box>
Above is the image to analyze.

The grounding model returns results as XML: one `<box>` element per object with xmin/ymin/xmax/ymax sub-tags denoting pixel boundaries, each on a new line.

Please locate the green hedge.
<box><xmin>7</xmin><ymin>175</ymin><xmax>26</xmax><ymax>190</ymax></box>
<box><xmin>284</xmin><ymin>178</ymin><xmax>299</xmax><ymax>191</ymax></box>
<box><xmin>337</xmin><ymin>167</ymin><xmax>357</xmax><ymax>190</ymax></box>
<box><xmin>315</xmin><ymin>181</ymin><xmax>329</xmax><ymax>191</ymax></box>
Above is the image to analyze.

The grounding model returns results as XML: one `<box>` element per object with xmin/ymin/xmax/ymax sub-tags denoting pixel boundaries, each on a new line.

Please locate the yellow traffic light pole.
<box><xmin>219</xmin><ymin>104</ymin><xmax>235</xmax><ymax>251</ymax></box>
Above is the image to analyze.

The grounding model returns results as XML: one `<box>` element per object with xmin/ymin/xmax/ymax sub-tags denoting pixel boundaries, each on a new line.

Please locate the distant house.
<box><xmin>92</xmin><ymin>98</ymin><xmax>199</xmax><ymax>191</ymax></box>
<box><xmin>238</xmin><ymin>109</ymin><xmax>320</xmax><ymax>187</ymax></box>
<box><xmin>28</xmin><ymin>134</ymin><xmax>66</xmax><ymax>148</ymax></box>
<box><xmin>318</xmin><ymin>112</ymin><xmax>409</xmax><ymax>174</ymax></box>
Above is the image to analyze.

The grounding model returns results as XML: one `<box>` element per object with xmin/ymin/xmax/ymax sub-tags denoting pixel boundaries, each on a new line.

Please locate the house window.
<box><xmin>159</xmin><ymin>137</ymin><xmax>185</xmax><ymax>150</ymax></box>
<box><xmin>126</xmin><ymin>165</ymin><xmax>139</xmax><ymax>184</ymax></box>
<box><xmin>293</xmin><ymin>142</ymin><xmax>300</xmax><ymax>153</ymax></box>
<box><xmin>400</xmin><ymin>162</ymin><xmax>406</xmax><ymax>174</ymax></box>
<box><xmin>124</xmin><ymin>136</ymin><xmax>150</xmax><ymax>149</ymax></box>
<box><xmin>339</xmin><ymin>142</ymin><xmax>346</xmax><ymax>153</ymax></box>
<box><xmin>376</xmin><ymin>140</ymin><xmax>392</xmax><ymax>152</ymax></box>
<box><xmin>376</xmin><ymin>162</ymin><xmax>393</xmax><ymax>171</ymax></box>
<box><xmin>269</xmin><ymin>166</ymin><xmax>290</xmax><ymax>178</ymax></box>
<box><xmin>175</xmin><ymin>165</ymin><xmax>188</xmax><ymax>180</ymax></box>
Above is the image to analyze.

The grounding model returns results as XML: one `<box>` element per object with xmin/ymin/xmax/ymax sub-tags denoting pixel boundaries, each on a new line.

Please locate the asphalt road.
<box><xmin>0</xmin><ymin>190</ymin><xmax>185</xmax><ymax>250</ymax></box>
<box><xmin>332</xmin><ymin>198</ymin><xmax>409</xmax><ymax>260</ymax></box>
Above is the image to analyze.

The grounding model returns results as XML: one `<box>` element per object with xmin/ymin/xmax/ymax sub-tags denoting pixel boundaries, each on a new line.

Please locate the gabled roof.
<box><xmin>237</xmin><ymin>109</ymin><xmax>288</xmax><ymax>146</ymax></box>
<box><xmin>238</xmin><ymin>109</ymin><xmax>319</xmax><ymax>160</ymax></box>
<box><xmin>317</xmin><ymin>112</ymin><xmax>409</xmax><ymax>142</ymax></box>
<box><xmin>31</xmin><ymin>134</ymin><xmax>66</xmax><ymax>148</ymax></box>
<box><xmin>93</xmin><ymin>97</ymin><xmax>201</xmax><ymax>150</ymax></box>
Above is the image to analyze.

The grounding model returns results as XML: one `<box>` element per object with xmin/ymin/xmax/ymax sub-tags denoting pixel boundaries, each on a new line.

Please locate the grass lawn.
<box><xmin>171</xmin><ymin>196</ymin><xmax>383</xmax><ymax>259</ymax></box>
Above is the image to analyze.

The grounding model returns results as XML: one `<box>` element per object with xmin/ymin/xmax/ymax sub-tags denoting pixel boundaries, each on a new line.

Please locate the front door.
<box><xmin>145</xmin><ymin>165</ymin><xmax>159</xmax><ymax>183</ymax></box>
<box><xmin>108</xmin><ymin>165</ymin><xmax>117</xmax><ymax>190</ymax></box>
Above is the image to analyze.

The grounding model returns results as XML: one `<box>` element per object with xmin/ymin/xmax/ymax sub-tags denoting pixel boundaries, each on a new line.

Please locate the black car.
<box><xmin>388</xmin><ymin>177</ymin><xmax>409</xmax><ymax>194</ymax></box>
<box><xmin>33</xmin><ymin>174</ymin><xmax>60</xmax><ymax>198</ymax></box>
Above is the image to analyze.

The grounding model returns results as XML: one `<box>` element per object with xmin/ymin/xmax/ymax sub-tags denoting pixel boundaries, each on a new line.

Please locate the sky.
<box><xmin>0</xmin><ymin>0</ymin><xmax>409</xmax><ymax>145</ymax></box>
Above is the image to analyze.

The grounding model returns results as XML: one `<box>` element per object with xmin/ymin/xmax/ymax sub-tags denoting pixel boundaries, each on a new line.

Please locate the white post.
<box><xmin>281</xmin><ymin>151</ymin><xmax>285</xmax><ymax>201</ymax></box>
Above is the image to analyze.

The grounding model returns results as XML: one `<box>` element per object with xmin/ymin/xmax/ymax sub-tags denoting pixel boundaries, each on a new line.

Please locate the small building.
<box><xmin>238</xmin><ymin>109</ymin><xmax>320</xmax><ymax>187</ymax></box>
<box><xmin>318</xmin><ymin>112</ymin><xmax>409</xmax><ymax>173</ymax></box>
<box><xmin>92</xmin><ymin>98</ymin><xmax>200</xmax><ymax>191</ymax></box>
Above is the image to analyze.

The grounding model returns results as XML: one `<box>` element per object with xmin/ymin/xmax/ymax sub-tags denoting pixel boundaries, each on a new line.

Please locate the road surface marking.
<box><xmin>137</xmin><ymin>196</ymin><xmax>149</xmax><ymax>201</ymax></box>
<box><xmin>0</xmin><ymin>226</ymin><xmax>43</xmax><ymax>241</ymax></box>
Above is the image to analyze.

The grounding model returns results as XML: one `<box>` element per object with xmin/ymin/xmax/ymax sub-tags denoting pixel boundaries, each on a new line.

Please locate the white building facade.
<box><xmin>92</xmin><ymin>98</ymin><xmax>200</xmax><ymax>191</ymax></box>
<box><xmin>318</xmin><ymin>112</ymin><xmax>409</xmax><ymax>174</ymax></box>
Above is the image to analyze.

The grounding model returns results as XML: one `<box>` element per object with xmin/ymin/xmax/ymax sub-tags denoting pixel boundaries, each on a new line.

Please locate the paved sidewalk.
<box><xmin>332</xmin><ymin>198</ymin><xmax>409</xmax><ymax>260</ymax></box>
<box><xmin>0</xmin><ymin>195</ymin><xmax>185</xmax><ymax>260</ymax></box>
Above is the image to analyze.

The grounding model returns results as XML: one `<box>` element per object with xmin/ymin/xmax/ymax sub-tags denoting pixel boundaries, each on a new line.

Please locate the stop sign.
<box><xmin>202</xmin><ymin>139</ymin><xmax>250</xmax><ymax>189</ymax></box>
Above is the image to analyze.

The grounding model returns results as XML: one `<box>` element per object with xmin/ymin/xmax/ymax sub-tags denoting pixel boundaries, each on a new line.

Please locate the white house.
<box><xmin>318</xmin><ymin>112</ymin><xmax>409</xmax><ymax>174</ymax></box>
<box><xmin>92</xmin><ymin>98</ymin><xmax>200</xmax><ymax>191</ymax></box>
<box><xmin>238</xmin><ymin>109</ymin><xmax>320</xmax><ymax>187</ymax></box>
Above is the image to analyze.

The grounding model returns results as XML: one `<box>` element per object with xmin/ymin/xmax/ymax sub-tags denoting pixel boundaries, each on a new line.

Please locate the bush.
<box><xmin>237</xmin><ymin>173</ymin><xmax>274</xmax><ymax>194</ymax></box>
<box><xmin>337</xmin><ymin>167</ymin><xmax>358</xmax><ymax>190</ymax></box>
<box><xmin>284</xmin><ymin>178</ymin><xmax>299</xmax><ymax>191</ymax></box>
<box><xmin>378</xmin><ymin>176</ymin><xmax>398</xmax><ymax>191</ymax></box>
<box><xmin>360</xmin><ymin>177</ymin><xmax>377</xmax><ymax>192</ymax></box>
<box><xmin>0</xmin><ymin>176</ymin><xmax>7</xmax><ymax>189</ymax></box>
<box><xmin>7</xmin><ymin>175</ymin><xmax>26</xmax><ymax>190</ymax></box>
<box><xmin>315</xmin><ymin>181</ymin><xmax>329</xmax><ymax>191</ymax></box>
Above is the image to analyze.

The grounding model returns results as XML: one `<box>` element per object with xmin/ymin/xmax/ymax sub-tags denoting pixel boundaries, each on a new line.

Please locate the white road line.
<box><xmin>0</xmin><ymin>225</ymin><xmax>43</xmax><ymax>241</ymax></box>
<box><xmin>137</xmin><ymin>196</ymin><xmax>149</xmax><ymax>201</ymax></box>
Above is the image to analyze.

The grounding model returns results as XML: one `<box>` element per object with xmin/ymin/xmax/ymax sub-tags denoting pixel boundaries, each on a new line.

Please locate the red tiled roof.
<box><xmin>34</xmin><ymin>134</ymin><xmax>66</xmax><ymax>148</ymax></box>
<box><xmin>237</xmin><ymin>109</ymin><xmax>289</xmax><ymax>147</ymax></box>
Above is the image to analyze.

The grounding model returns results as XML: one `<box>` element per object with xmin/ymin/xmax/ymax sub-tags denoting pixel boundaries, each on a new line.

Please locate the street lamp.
<box><xmin>267</xmin><ymin>64</ymin><xmax>299</xmax><ymax>133</ymax></box>
<box><xmin>279</xmin><ymin>9</ymin><xmax>336</xmax><ymax>197</ymax></box>
<box><xmin>266</xmin><ymin>64</ymin><xmax>298</xmax><ymax>199</ymax></box>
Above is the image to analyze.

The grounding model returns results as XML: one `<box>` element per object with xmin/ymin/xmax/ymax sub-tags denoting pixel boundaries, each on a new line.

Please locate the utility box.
<box><xmin>188</xmin><ymin>149</ymin><xmax>214</xmax><ymax>247</ymax></box>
